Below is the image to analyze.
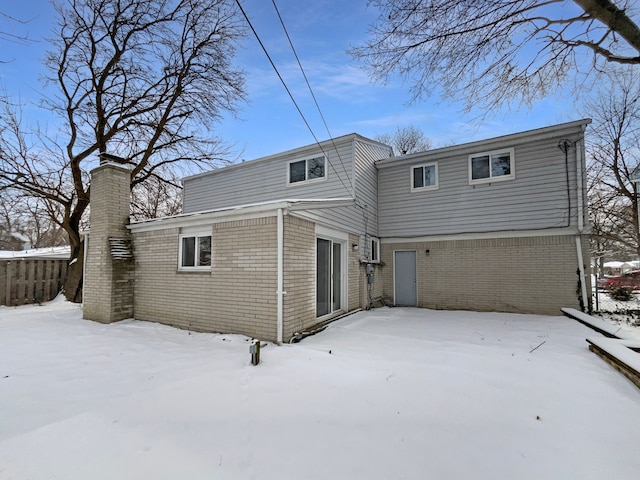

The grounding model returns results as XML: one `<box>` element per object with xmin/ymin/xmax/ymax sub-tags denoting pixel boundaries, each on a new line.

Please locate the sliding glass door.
<box><xmin>317</xmin><ymin>238</ymin><xmax>343</xmax><ymax>317</ymax></box>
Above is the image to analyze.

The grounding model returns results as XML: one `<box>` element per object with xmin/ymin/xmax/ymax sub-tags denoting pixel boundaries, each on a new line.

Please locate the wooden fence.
<box><xmin>0</xmin><ymin>259</ymin><xmax>68</xmax><ymax>307</ymax></box>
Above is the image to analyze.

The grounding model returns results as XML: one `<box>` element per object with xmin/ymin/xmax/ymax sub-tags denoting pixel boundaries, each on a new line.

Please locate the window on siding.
<box><xmin>469</xmin><ymin>148</ymin><xmax>515</xmax><ymax>184</ymax></box>
<box><xmin>371</xmin><ymin>238</ymin><xmax>380</xmax><ymax>262</ymax></box>
<box><xmin>288</xmin><ymin>156</ymin><xmax>326</xmax><ymax>184</ymax></box>
<box><xmin>411</xmin><ymin>162</ymin><xmax>438</xmax><ymax>191</ymax></box>
<box><xmin>179</xmin><ymin>233</ymin><xmax>211</xmax><ymax>270</ymax></box>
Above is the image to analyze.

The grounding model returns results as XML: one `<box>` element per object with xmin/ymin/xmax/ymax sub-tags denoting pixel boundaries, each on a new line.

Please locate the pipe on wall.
<box><xmin>575</xmin><ymin>131</ymin><xmax>588</xmax><ymax>311</ymax></box>
<box><xmin>277</xmin><ymin>208</ymin><xmax>284</xmax><ymax>344</ymax></box>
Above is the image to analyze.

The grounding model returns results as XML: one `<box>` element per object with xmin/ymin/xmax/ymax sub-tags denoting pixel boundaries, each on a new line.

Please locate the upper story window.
<box><xmin>469</xmin><ymin>148</ymin><xmax>515</xmax><ymax>184</ymax></box>
<box><xmin>179</xmin><ymin>233</ymin><xmax>211</xmax><ymax>271</ymax></box>
<box><xmin>288</xmin><ymin>156</ymin><xmax>326</xmax><ymax>184</ymax></box>
<box><xmin>411</xmin><ymin>162</ymin><xmax>438</xmax><ymax>191</ymax></box>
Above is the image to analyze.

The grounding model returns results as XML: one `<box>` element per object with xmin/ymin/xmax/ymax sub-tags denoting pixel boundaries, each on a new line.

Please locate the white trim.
<box><xmin>128</xmin><ymin>198</ymin><xmax>355</xmax><ymax>233</ymax></box>
<box><xmin>370</xmin><ymin>237</ymin><xmax>380</xmax><ymax>262</ymax></box>
<box><xmin>178</xmin><ymin>232</ymin><xmax>212</xmax><ymax>271</ymax></box>
<box><xmin>377</xmin><ymin>119</ymin><xmax>591</xmax><ymax>169</ymax></box>
<box><xmin>287</xmin><ymin>155</ymin><xmax>327</xmax><ymax>186</ymax></box>
<box><xmin>276</xmin><ymin>208</ymin><xmax>284</xmax><ymax>344</ymax></box>
<box><xmin>380</xmin><ymin>227</ymin><xmax>579</xmax><ymax>244</ymax></box>
<box><xmin>410</xmin><ymin>162</ymin><xmax>439</xmax><ymax>192</ymax></box>
<box><xmin>315</xmin><ymin>236</ymin><xmax>348</xmax><ymax>317</ymax></box>
<box><xmin>468</xmin><ymin>147</ymin><xmax>515</xmax><ymax>185</ymax></box>
<box><xmin>315</xmin><ymin>224</ymin><xmax>349</xmax><ymax>242</ymax></box>
<box><xmin>576</xmin><ymin>136</ymin><xmax>586</xmax><ymax>233</ymax></box>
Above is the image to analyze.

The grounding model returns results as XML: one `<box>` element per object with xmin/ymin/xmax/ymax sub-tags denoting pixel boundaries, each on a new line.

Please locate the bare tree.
<box><xmin>130</xmin><ymin>174</ymin><xmax>184</xmax><ymax>221</ymax></box>
<box><xmin>375</xmin><ymin>125</ymin><xmax>432</xmax><ymax>155</ymax></box>
<box><xmin>351</xmin><ymin>0</ymin><xmax>640</xmax><ymax>112</ymax></box>
<box><xmin>585</xmin><ymin>67</ymin><xmax>640</xmax><ymax>261</ymax></box>
<box><xmin>0</xmin><ymin>0</ymin><xmax>246</xmax><ymax>301</ymax></box>
<box><xmin>0</xmin><ymin>192</ymin><xmax>66</xmax><ymax>250</ymax></box>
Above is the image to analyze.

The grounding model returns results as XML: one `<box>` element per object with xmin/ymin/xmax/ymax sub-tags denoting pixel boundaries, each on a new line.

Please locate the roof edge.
<box><xmin>376</xmin><ymin>119</ymin><xmax>592</xmax><ymax>168</ymax></box>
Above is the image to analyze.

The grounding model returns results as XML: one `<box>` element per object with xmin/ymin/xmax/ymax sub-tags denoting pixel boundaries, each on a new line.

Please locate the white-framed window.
<box><xmin>469</xmin><ymin>148</ymin><xmax>515</xmax><ymax>184</ymax></box>
<box><xmin>178</xmin><ymin>233</ymin><xmax>211</xmax><ymax>270</ymax></box>
<box><xmin>288</xmin><ymin>156</ymin><xmax>326</xmax><ymax>185</ymax></box>
<box><xmin>411</xmin><ymin>162</ymin><xmax>438</xmax><ymax>191</ymax></box>
<box><xmin>370</xmin><ymin>237</ymin><xmax>380</xmax><ymax>262</ymax></box>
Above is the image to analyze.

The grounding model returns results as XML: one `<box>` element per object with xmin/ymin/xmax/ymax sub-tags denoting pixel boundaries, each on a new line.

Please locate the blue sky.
<box><xmin>1</xmin><ymin>0</ymin><xmax>581</xmax><ymax>162</ymax></box>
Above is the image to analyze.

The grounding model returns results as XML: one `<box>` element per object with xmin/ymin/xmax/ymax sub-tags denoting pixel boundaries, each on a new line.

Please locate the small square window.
<box><xmin>469</xmin><ymin>148</ymin><xmax>514</xmax><ymax>184</ymax></box>
<box><xmin>289</xmin><ymin>160</ymin><xmax>306</xmax><ymax>183</ymax></box>
<box><xmin>288</xmin><ymin>156</ymin><xmax>326</xmax><ymax>184</ymax></box>
<box><xmin>411</xmin><ymin>162</ymin><xmax>438</xmax><ymax>191</ymax></box>
<box><xmin>307</xmin><ymin>156</ymin><xmax>325</xmax><ymax>180</ymax></box>
<box><xmin>179</xmin><ymin>233</ymin><xmax>212</xmax><ymax>270</ymax></box>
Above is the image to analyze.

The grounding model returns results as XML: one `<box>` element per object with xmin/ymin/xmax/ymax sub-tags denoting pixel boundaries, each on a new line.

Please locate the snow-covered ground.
<box><xmin>1</xmin><ymin>300</ymin><xmax>639</xmax><ymax>480</ymax></box>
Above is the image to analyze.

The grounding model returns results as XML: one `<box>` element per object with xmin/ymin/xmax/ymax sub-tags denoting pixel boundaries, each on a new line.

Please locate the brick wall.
<box><xmin>282</xmin><ymin>216</ymin><xmax>316</xmax><ymax>339</ymax></box>
<box><xmin>380</xmin><ymin>234</ymin><xmax>589</xmax><ymax>316</ymax></box>
<box><xmin>83</xmin><ymin>163</ymin><xmax>134</xmax><ymax>323</ymax></box>
<box><xmin>360</xmin><ymin>262</ymin><xmax>384</xmax><ymax>309</ymax></box>
<box><xmin>132</xmin><ymin>214</ymin><xmax>369</xmax><ymax>342</ymax></box>
<box><xmin>133</xmin><ymin>217</ymin><xmax>279</xmax><ymax>341</ymax></box>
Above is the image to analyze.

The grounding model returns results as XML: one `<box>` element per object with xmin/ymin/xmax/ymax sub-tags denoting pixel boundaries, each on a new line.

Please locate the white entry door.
<box><xmin>394</xmin><ymin>250</ymin><xmax>417</xmax><ymax>306</ymax></box>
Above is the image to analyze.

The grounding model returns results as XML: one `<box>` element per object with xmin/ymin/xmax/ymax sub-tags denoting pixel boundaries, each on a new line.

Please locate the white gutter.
<box><xmin>128</xmin><ymin>198</ymin><xmax>356</xmax><ymax>233</ymax></box>
<box><xmin>276</xmin><ymin>208</ymin><xmax>284</xmax><ymax>344</ymax></box>
<box><xmin>82</xmin><ymin>232</ymin><xmax>89</xmax><ymax>308</ymax></box>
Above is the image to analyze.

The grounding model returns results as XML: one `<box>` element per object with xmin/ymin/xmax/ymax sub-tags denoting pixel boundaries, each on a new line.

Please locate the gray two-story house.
<box><xmin>83</xmin><ymin>119</ymin><xmax>591</xmax><ymax>343</ymax></box>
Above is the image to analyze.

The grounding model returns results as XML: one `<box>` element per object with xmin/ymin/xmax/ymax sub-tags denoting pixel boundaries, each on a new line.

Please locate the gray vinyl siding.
<box><xmin>184</xmin><ymin>140</ymin><xmax>353</xmax><ymax>209</ymax></box>
<box><xmin>378</xmin><ymin>130</ymin><xmax>583</xmax><ymax>237</ymax></box>
<box><xmin>182</xmin><ymin>135</ymin><xmax>389</xmax><ymax>235</ymax></box>
<box><xmin>354</xmin><ymin>140</ymin><xmax>392</xmax><ymax>238</ymax></box>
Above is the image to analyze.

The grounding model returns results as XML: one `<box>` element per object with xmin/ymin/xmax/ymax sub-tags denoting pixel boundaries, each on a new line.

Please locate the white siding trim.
<box><xmin>381</xmin><ymin>226</ymin><xmax>580</xmax><ymax>244</ymax></box>
<box><xmin>316</xmin><ymin>224</ymin><xmax>349</xmax><ymax>242</ymax></box>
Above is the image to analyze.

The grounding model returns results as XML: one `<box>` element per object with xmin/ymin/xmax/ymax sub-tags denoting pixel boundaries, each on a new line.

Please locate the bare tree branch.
<box><xmin>586</xmin><ymin>66</ymin><xmax>640</xmax><ymax>259</ymax></box>
<box><xmin>351</xmin><ymin>0</ymin><xmax>640</xmax><ymax>112</ymax></box>
<box><xmin>0</xmin><ymin>0</ymin><xmax>246</xmax><ymax>301</ymax></box>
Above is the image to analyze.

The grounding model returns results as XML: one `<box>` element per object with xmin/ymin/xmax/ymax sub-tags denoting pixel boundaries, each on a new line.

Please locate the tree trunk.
<box><xmin>63</xmin><ymin>239</ymin><xmax>84</xmax><ymax>303</ymax></box>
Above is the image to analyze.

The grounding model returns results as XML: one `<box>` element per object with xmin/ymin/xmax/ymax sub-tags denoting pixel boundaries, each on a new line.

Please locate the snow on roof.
<box><xmin>9</xmin><ymin>231</ymin><xmax>30</xmax><ymax>242</ymax></box>
<box><xmin>603</xmin><ymin>261</ymin><xmax>630</xmax><ymax>268</ymax></box>
<box><xmin>0</xmin><ymin>246</ymin><xmax>70</xmax><ymax>260</ymax></box>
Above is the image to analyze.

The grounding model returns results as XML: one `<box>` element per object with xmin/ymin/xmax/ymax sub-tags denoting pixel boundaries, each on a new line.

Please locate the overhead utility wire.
<box><xmin>234</xmin><ymin>0</ymin><xmax>355</xmax><ymax>199</ymax></box>
<box><xmin>269</xmin><ymin>0</ymin><xmax>374</xmax><ymax>266</ymax></box>
<box><xmin>270</xmin><ymin>0</ymin><xmax>354</xmax><ymax>198</ymax></box>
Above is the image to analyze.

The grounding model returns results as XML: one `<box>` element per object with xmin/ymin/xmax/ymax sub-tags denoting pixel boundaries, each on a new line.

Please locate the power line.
<box><xmin>270</xmin><ymin>0</ymin><xmax>353</xmax><ymax>196</ymax></box>
<box><xmin>233</xmin><ymin>0</ymin><xmax>355</xmax><ymax>199</ymax></box>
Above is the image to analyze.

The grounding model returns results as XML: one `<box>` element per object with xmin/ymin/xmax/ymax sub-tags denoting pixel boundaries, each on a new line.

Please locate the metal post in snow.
<box><xmin>250</xmin><ymin>339</ymin><xmax>260</xmax><ymax>366</ymax></box>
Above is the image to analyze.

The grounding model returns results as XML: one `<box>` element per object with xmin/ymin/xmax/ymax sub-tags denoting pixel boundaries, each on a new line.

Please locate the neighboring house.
<box><xmin>602</xmin><ymin>261</ymin><xmax>635</xmax><ymax>276</ymax></box>
<box><xmin>83</xmin><ymin>119</ymin><xmax>591</xmax><ymax>343</ymax></box>
<box><xmin>0</xmin><ymin>229</ymin><xmax>31</xmax><ymax>251</ymax></box>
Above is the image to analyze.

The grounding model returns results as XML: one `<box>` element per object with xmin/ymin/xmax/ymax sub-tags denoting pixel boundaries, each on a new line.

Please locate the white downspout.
<box><xmin>82</xmin><ymin>232</ymin><xmax>89</xmax><ymax>308</ymax></box>
<box><xmin>575</xmin><ymin>134</ymin><xmax>588</xmax><ymax>311</ymax></box>
<box><xmin>576</xmin><ymin>137</ymin><xmax>585</xmax><ymax>233</ymax></box>
<box><xmin>576</xmin><ymin>236</ymin><xmax>588</xmax><ymax>311</ymax></box>
<box><xmin>277</xmin><ymin>208</ymin><xmax>284</xmax><ymax>344</ymax></box>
